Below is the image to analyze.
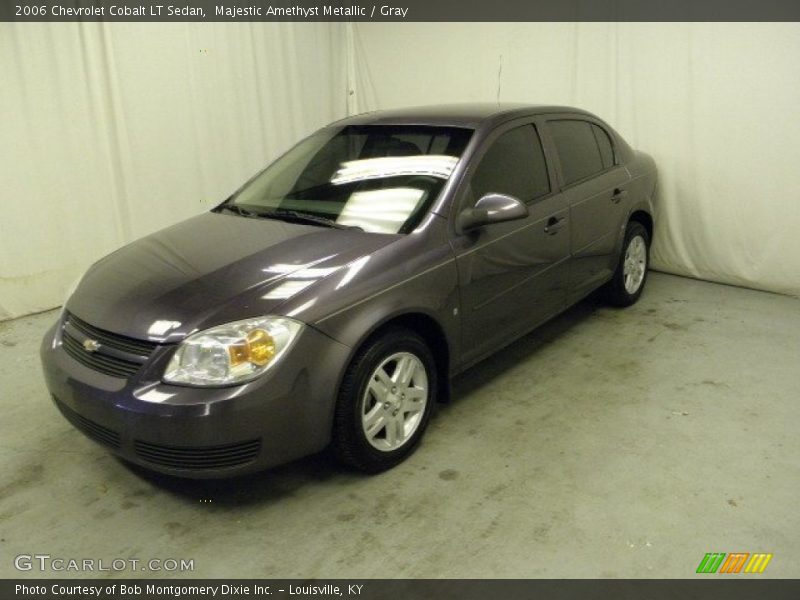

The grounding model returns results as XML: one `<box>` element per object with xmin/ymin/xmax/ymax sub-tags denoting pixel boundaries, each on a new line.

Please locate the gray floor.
<box><xmin>1</xmin><ymin>272</ymin><xmax>798</xmax><ymax>579</ymax></box>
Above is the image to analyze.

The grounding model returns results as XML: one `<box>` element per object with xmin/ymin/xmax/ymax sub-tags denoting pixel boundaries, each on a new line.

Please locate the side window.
<box><xmin>592</xmin><ymin>124</ymin><xmax>615</xmax><ymax>169</ymax></box>
<box><xmin>471</xmin><ymin>124</ymin><xmax>550</xmax><ymax>203</ymax></box>
<box><xmin>549</xmin><ymin>120</ymin><xmax>604</xmax><ymax>186</ymax></box>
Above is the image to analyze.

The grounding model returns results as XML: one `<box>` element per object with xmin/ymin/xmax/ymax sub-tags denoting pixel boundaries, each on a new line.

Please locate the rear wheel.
<box><xmin>333</xmin><ymin>328</ymin><xmax>436</xmax><ymax>473</ymax></box>
<box><xmin>603</xmin><ymin>221</ymin><xmax>650</xmax><ymax>306</ymax></box>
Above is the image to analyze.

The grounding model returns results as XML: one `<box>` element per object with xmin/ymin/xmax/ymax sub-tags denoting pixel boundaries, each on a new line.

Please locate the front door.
<box><xmin>451</xmin><ymin>121</ymin><xmax>571</xmax><ymax>368</ymax></box>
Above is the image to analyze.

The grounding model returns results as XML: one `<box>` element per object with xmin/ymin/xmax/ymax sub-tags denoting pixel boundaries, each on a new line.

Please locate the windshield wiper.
<box><xmin>265</xmin><ymin>209</ymin><xmax>363</xmax><ymax>231</ymax></box>
<box><xmin>217</xmin><ymin>204</ymin><xmax>266</xmax><ymax>219</ymax></box>
<box><xmin>217</xmin><ymin>204</ymin><xmax>362</xmax><ymax>230</ymax></box>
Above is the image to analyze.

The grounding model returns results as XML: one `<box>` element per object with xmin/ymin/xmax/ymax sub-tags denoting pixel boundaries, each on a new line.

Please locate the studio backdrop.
<box><xmin>0</xmin><ymin>22</ymin><xmax>347</xmax><ymax>320</ymax></box>
<box><xmin>1</xmin><ymin>22</ymin><xmax>798</xmax><ymax>321</ymax></box>
<box><xmin>348</xmin><ymin>22</ymin><xmax>800</xmax><ymax>298</ymax></box>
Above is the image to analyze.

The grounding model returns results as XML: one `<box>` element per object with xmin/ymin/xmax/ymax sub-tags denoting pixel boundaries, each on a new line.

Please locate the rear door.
<box><xmin>543</xmin><ymin>118</ymin><xmax>631</xmax><ymax>301</ymax></box>
<box><xmin>450</xmin><ymin>119</ymin><xmax>571</xmax><ymax>367</ymax></box>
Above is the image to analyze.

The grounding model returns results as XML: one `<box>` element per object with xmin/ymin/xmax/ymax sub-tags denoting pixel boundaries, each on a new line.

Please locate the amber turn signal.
<box><xmin>228</xmin><ymin>329</ymin><xmax>276</xmax><ymax>367</ymax></box>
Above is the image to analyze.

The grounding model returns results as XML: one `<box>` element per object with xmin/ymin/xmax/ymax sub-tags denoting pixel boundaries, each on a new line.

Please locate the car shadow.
<box><xmin>120</xmin><ymin>450</ymin><xmax>355</xmax><ymax>507</ymax></box>
<box><xmin>127</xmin><ymin>291</ymin><xmax>607</xmax><ymax>505</ymax></box>
<box><xmin>451</xmin><ymin>290</ymin><xmax>604</xmax><ymax>398</ymax></box>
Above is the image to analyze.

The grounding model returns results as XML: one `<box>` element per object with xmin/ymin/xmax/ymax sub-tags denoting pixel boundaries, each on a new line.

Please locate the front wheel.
<box><xmin>603</xmin><ymin>221</ymin><xmax>650</xmax><ymax>306</ymax></box>
<box><xmin>333</xmin><ymin>328</ymin><xmax>436</xmax><ymax>473</ymax></box>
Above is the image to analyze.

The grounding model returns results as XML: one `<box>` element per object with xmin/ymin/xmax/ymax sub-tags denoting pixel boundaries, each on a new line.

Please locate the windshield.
<box><xmin>224</xmin><ymin>125</ymin><xmax>473</xmax><ymax>234</ymax></box>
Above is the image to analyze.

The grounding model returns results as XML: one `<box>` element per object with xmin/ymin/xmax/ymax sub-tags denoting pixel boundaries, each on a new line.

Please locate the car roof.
<box><xmin>329</xmin><ymin>103</ymin><xmax>595</xmax><ymax>129</ymax></box>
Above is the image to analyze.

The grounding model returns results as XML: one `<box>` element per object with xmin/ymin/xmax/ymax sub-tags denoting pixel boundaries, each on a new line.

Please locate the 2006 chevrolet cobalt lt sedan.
<box><xmin>41</xmin><ymin>104</ymin><xmax>657</xmax><ymax>476</ymax></box>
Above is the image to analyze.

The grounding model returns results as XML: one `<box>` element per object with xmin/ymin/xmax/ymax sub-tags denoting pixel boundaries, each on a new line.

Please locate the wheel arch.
<box><xmin>629</xmin><ymin>209</ymin><xmax>653</xmax><ymax>241</ymax></box>
<box><xmin>344</xmin><ymin>310</ymin><xmax>453</xmax><ymax>405</ymax></box>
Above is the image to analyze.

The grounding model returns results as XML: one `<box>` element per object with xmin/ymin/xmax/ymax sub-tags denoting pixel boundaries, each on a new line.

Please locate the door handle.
<box><xmin>611</xmin><ymin>188</ymin><xmax>628</xmax><ymax>204</ymax></box>
<box><xmin>544</xmin><ymin>216</ymin><xmax>565</xmax><ymax>235</ymax></box>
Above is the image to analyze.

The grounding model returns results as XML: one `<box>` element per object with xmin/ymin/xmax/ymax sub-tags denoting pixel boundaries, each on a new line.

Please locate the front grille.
<box><xmin>62</xmin><ymin>333</ymin><xmax>142</xmax><ymax>378</ymax></box>
<box><xmin>53</xmin><ymin>396</ymin><xmax>121</xmax><ymax>449</ymax></box>
<box><xmin>133</xmin><ymin>439</ymin><xmax>261</xmax><ymax>470</ymax></box>
<box><xmin>61</xmin><ymin>313</ymin><xmax>157</xmax><ymax>379</ymax></box>
<box><xmin>67</xmin><ymin>313</ymin><xmax>157</xmax><ymax>357</ymax></box>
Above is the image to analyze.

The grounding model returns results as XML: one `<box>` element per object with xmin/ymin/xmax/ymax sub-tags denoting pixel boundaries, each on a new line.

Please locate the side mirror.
<box><xmin>457</xmin><ymin>193</ymin><xmax>528</xmax><ymax>232</ymax></box>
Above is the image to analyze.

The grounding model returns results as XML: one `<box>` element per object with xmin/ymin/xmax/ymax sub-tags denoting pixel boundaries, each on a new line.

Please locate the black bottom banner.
<box><xmin>4</xmin><ymin>579</ymin><xmax>800</xmax><ymax>600</ymax></box>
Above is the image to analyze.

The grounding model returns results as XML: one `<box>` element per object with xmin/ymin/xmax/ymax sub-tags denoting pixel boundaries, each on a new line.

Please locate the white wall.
<box><xmin>3</xmin><ymin>22</ymin><xmax>799</xmax><ymax>321</ymax></box>
<box><xmin>351</xmin><ymin>23</ymin><xmax>800</xmax><ymax>297</ymax></box>
<box><xmin>0</xmin><ymin>22</ymin><xmax>347</xmax><ymax>320</ymax></box>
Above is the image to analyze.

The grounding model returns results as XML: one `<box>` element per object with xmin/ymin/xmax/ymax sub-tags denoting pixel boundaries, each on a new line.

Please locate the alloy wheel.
<box><xmin>623</xmin><ymin>234</ymin><xmax>647</xmax><ymax>294</ymax></box>
<box><xmin>361</xmin><ymin>352</ymin><xmax>429</xmax><ymax>452</ymax></box>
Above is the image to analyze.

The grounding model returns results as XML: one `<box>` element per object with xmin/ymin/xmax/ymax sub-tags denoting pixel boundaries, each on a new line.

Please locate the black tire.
<box><xmin>603</xmin><ymin>221</ymin><xmax>650</xmax><ymax>307</ymax></box>
<box><xmin>333</xmin><ymin>328</ymin><xmax>436</xmax><ymax>473</ymax></box>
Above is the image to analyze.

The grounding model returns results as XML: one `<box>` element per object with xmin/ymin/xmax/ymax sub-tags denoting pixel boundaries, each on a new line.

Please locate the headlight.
<box><xmin>163</xmin><ymin>316</ymin><xmax>303</xmax><ymax>387</ymax></box>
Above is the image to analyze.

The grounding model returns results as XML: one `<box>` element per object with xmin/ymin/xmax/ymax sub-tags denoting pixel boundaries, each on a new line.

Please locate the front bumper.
<box><xmin>40</xmin><ymin>317</ymin><xmax>351</xmax><ymax>478</ymax></box>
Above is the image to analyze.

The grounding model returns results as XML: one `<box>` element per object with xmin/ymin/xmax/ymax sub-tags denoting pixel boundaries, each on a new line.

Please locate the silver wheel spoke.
<box><xmin>364</xmin><ymin>406</ymin><xmax>387</xmax><ymax>440</ymax></box>
<box><xmin>392</xmin><ymin>355</ymin><xmax>416</xmax><ymax>387</ymax></box>
<box><xmin>405</xmin><ymin>386</ymin><xmax>426</xmax><ymax>404</ymax></box>
<box><xmin>385</xmin><ymin>415</ymin><xmax>401</xmax><ymax>446</ymax></box>
<box><xmin>395</xmin><ymin>415</ymin><xmax>408</xmax><ymax>443</ymax></box>
<box><xmin>368</xmin><ymin>369</ymin><xmax>391</xmax><ymax>402</ymax></box>
<box><xmin>401</xmin><ymin>407</ymin><xmax>421</xmax><ymax>422</ymax></box>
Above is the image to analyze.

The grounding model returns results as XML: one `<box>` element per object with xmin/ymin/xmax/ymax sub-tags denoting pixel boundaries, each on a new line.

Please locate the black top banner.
<box><xmin>3</xmin><ymin>0</ymin><xmax>800</xmax><ymax>22</ymax></box>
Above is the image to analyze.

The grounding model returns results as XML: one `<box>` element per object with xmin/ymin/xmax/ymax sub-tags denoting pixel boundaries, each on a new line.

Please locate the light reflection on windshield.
<box><xmin>330</xmin><ymin>155</ymin><xmax>460</xmax><ymax>185</ymax></box>
<box><xmin>337</xmin><ymin>188</ymin><xmax>426</xmax><ymax>233</ymax></box>
<box><xmin>225</xmin><ymin>125</ymin><xmax>473</xmax><ymax>235</ymax></box>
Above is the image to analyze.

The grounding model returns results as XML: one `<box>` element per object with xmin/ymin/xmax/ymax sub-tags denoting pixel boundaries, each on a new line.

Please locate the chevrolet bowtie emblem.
<box><xmin>82</xmin><ymin>339</ymin><xmax>101</xmax><ymax>353</ymax></box>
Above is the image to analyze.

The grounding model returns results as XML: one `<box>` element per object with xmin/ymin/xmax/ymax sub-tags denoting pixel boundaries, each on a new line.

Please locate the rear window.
<box><xmin>549</xmin><ymin>120</ymin><xmax>605</xmax><ymax>186</ymax></box>
<box><xmin>592</xmin><ymin>124</ymin><xmax>615</xmax><ymax>169</ymax></box>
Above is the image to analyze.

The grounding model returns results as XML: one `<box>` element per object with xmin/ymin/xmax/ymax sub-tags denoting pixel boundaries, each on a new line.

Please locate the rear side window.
<box><xmin>592</xmin><ymin>124</ymin><xmax>615</xmax><ymax>169</ymax></box>
<box><xmin>549</xmin><ymin>120</ymin><xmax>605</xmax><ymax>186</ymax></box>
<box><xmin>471</xmin><ymin>124</ymin><xmax>550</xmax><ymax>203</ymax></box>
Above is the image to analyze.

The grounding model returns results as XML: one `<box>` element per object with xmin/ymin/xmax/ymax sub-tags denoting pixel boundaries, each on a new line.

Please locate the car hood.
<box><xmin>66</xmin><ymin>212</ymin><xmax>399</xmax><ymax>342</ymax></box>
